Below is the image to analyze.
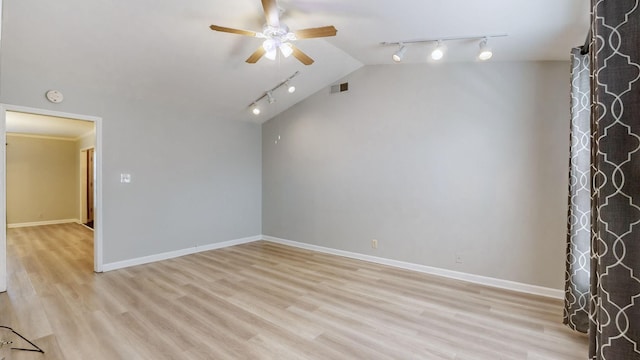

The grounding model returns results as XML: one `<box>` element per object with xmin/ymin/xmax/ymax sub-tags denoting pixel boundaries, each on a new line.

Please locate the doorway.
<box><xmin>0</xmin><ymin>104</ymin><xmax>103</xmax><ymax>292</ymax></box>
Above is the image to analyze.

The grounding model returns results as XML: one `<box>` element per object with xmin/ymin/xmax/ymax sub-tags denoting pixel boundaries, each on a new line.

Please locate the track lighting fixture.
<box><xmin>381</xmin><ymin>34</ymin><xmax>506</xmax><ymax>63</ymax></box>
<box><xmin>431</xmin><ymin>41</ymin><xmax>445</xmax><ymax>61</ymax></box>
<box><xmin>247</xmin><ymin>71</ymin><xmax>300</xmax><ymax>116</ymax></box>
<box><xmin>392</xmin><ymin>44</ymin><xmax>407</xmax><ymax>62</ymax></box>
<box><xmin>478</xmin><ymin>37</ymin><xmax>493</xmax><ymax>61</ymax></box>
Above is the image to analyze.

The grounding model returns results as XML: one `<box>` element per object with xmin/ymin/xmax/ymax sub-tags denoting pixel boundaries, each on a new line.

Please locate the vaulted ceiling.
<box><xmin>1</xmin><ymin>0</ymin><xmax>589</xmax><ymax>124</ymax></box>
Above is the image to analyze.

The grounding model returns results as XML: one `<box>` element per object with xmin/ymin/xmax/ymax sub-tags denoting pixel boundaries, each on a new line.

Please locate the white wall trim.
<box><xmin>0</xmin><ymin>108</ymin><xmax>5</xmax><ymax>292</ymax></box>
<box><xmin>8</xmin><ymin>219</ymin><xmax>81</xmax><ymax>228</ymax></box>
<box><xmin>102</xmin><ymin>235</ymin><xmax>262</xmax><ymax>272</ymax></box>
<box><xmin>262</xmin><ymin>235</ymin><xmax>564</xmax><ymax>299</ymax></box>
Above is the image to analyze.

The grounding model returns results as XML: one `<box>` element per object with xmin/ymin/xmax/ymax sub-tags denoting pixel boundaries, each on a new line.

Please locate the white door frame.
<box><xmin>0</xmin><ymin>104</ymin><xmax>104</xmax><ymax>292</ymax></box>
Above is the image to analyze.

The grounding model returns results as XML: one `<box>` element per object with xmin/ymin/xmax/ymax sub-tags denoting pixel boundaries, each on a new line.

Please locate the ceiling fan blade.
<box><xmin>210</xmin><ymin>25</ymin><xmax>258</xmax><ymax>37</ymax></box>
<box><xmin>261</xmin><ymin>0</ymin><xmax>280</xmax><ymax>28</ymax></box>
<box><xmin>294</xmin><ymin>26</ymin><xmax>337</xmax><ymax>39</ymax></box>
<box><xmin>291</xmin><ymin>45</ymin><xmax>314</xmax><ymax>65</ymax></box>
<box><xmin>246</xmin><ymin>47</ymin><xmax>267</xmax><ymax>64</ymax></box>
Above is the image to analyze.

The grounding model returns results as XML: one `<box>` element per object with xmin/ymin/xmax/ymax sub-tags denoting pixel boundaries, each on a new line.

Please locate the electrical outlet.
<box><xmin>371</xmin><ymin>239</ymin><xmax>378</xmax><ymax>249</ymax></box>
<box><xmin>455</xmin><ymin>252</ymin><xmax>463</xmax><ymax>264</ymax></box>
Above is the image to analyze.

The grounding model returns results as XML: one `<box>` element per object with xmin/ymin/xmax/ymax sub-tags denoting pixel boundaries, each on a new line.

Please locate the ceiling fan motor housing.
<box><xmin>262</xmin><ymin>24</ymin><xmax>296</xmax><ymax>41</ymax></box>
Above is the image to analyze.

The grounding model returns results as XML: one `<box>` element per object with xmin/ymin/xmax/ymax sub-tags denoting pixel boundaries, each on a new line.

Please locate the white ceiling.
<box><xmin>6</xmin><ymin>112</ymin><xmax>94</xmax><ymax>139</ymax></box>
<box><xmin>3</xmin><ymin>0</ymin><xmax>589</xmax><ymax>124</ymax></box>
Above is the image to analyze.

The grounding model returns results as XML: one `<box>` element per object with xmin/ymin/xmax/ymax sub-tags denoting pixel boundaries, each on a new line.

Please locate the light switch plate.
<box><xmin>120</xmin><ymin>173</ymin><xmax>132</xmax><ymax>183</ymax></box>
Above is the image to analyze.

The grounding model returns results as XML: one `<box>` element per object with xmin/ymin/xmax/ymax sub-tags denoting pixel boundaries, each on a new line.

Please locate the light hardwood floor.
<box><xmin>1</xmin><ymin>224</ymin><xmax>588</xmax><ymax>359</ymax></box>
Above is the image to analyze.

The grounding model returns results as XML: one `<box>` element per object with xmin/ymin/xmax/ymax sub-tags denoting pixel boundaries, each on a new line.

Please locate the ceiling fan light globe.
<box><xmin>263</xmin><ymin>39</ymin><xmax>276</xmax><ymax>52</ymax></box>
<box><xmin>280</xmin><ymin>42</ymin><xmax>294</xmax><ymax>58</ymax></box>
<box><xmin>263</xmin><ymin>39</ymin><xmax>278</xmax><ymax>60</ymax></box>
<box><xmin>265</xmin><ymin>49</ymin><xmax>277</xmax><ymax>60</ymax></box>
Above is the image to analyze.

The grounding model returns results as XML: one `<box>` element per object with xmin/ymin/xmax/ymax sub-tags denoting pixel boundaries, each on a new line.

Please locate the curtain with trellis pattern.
<box><xmin>564</xmin><ymin>47</ymin><xmax>591</xmax><ymax>334</ymax></box>
<box><xmin>589</xmin><ymin>0</ymin><xmax>640</xmax><ymax>358</ymax></box>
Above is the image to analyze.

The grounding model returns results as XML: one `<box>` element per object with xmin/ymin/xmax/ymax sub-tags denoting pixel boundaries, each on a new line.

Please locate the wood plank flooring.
<box><xmin>0</xmin><ymin>224</ymin><xmax>588</xmax><ymax>359</ymax></box>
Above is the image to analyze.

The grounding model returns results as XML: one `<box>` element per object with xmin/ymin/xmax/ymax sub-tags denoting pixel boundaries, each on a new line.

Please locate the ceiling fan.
<box><xmin>210</xmin><ymin>0</ymin><xmax>337</xmax><ymax>65</ymax></box>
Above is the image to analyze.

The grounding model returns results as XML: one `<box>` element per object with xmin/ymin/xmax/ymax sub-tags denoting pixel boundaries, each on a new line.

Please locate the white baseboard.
<box><xmin>262</xmin><ymin>235</ymin><xmax>563</xmax><ymax>299</ymax></box>
<box><xmin>102</xmin><ymin>235</ymin><xmax>262</xmax><ymax>272</ymax></box>
<box><xmin>8</xmin><ymin>219</ymin><xmax>81</xmax><ymax>228</ymax></box>
<box><xmin>99</xmin><ymin>233</ymin><xmax>563</xmax><ymax>299</ymax></box>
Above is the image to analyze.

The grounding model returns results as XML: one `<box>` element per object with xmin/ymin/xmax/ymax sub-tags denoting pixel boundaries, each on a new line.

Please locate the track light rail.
<box><xmin>381</xmin><ymin>34</ymin><xmax>508</xmax><ymax>46</ymax></box>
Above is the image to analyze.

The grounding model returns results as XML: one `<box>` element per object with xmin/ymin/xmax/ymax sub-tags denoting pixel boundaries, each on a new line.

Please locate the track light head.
<box><xmin>478</xmin><ymin>37</ymin><xmax>493</xmax><ymax>61</ymax></box>
<box><xmin>392</xmin><ymin>44</ymin><xmax>407</xmax><ymax>62</ymax></box>
<box><xmin>267</xmin><ymin>91</ymin><xmax>276</xmax><ymax>104</ymax></box>
<box><xmin>251</xmin><ymin>103</ymin><xmax>261</xmax><ymax>115</ymax></box>
<box><xmin>431</xmin><ymin>41</ymin><xmax>444</xmax><ymax>61</ymax></box>
<box><xmin>286</xmin><ymin>81</ymin><xmax>296</xmax><ymax>93</ymax></box>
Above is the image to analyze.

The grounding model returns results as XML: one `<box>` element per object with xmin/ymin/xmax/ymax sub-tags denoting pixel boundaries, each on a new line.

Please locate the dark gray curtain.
<box><xmin>565</xmin><ymin>47</ymin><xmax>591</xmax><ymax>334</ymax></box>
<box><xmin>589</xmin><ymin>0</ymin><xmax>640</xmax><ymax>359</ymax></box>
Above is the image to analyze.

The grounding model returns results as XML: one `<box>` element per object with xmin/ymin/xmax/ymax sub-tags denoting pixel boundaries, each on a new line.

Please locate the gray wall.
<box><xmin>0</xmin><ymin>8</ymin><xmax>262</xmax><ymax>264</ymax></box>
<box><xmin>0</xmin><ymin>96</ymin><xmax>262</xmax><ymax>266</ymax></box>
<box><xmin>263</xmin><ymin>61</ymin><xmax>570</xmax><ymax>289</ymax></box>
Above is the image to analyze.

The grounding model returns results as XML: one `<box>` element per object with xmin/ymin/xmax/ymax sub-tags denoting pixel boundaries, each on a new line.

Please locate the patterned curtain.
<box><xmin>564</xmin><ymin>47</ymin><xmax>591</xmax><ymax>334</ymax></box>
<box><xmin>589</xmin><ymin>0</ymin><xmax>640</xmax><ymax>359</ymax></box>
